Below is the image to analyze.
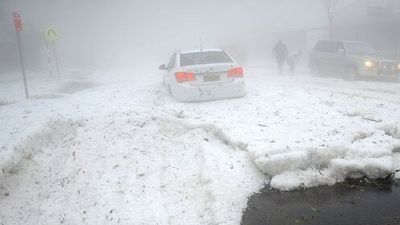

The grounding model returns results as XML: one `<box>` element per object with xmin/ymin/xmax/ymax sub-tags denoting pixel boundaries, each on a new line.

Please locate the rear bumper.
<box><xmin>170</xmin><ymin>80</ymin><xmax>246</xmax><ymax>102</ymax></box>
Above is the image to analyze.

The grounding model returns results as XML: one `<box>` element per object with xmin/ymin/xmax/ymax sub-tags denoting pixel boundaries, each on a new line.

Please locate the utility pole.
<box><xmin>324</xmin><ymin>0</ymin><xmax>340</xmax><ymax>40</ymax></box>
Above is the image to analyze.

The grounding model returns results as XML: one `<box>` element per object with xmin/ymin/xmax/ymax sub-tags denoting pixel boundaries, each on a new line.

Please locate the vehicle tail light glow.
<box><xmin>228</xmin><ymin>67</ymin><xmax>244</xmax><ymax>78</ymax></box>
<box><xmin>175</xmin><ymin>72</ymin><xmax>196</xmax><ymax>83</ymax></box>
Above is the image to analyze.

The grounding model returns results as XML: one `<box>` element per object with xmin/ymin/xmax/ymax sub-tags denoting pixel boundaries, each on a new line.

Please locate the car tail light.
<box><xmin>175</xmin><ymin>72</ymin><xmax>196</xmax><ymax>83</ymax></box>
<box><xmin>228</xmin><ymin>67</ymin><xmax>244</xmax><ymax>78</ymax></box>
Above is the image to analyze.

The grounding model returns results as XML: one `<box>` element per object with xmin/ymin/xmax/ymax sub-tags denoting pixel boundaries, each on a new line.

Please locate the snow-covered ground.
<box><xmin>1</xmin><ymin>65</ymin><xmax>400</xmax><ymax>224</ymax></box>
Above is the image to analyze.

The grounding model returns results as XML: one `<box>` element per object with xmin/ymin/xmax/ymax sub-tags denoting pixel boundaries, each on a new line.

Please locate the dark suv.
<box><xmin>309</xmin><ymin>40</ymin><xmax>400</xmax><ymax>81</ymax></box>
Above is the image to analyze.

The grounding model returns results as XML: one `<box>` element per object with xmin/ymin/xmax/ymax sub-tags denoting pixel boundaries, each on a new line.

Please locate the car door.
<box><xmin>312</xmin><ymin>41</ymin><xmax>334</xmax><ymax>74</ymax></box>
<box><xmin>329</xmin><ymin>42</ymin><xmax>348</xmax><ymax>74</ymax></box>
<box><xmin>322</xmin><ymin>41</ymin><xmax>339</xmax><ymax>74</ymax></box>
<box><xmin>310</xmin><ymin>41</ymin><xmax>325</xmax><ymax>71</ymax></box>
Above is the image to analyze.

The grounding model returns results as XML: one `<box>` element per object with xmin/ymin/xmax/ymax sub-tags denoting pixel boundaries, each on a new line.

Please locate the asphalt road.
<box><xmin>242</xmin><ymin>178</ymin><xmax>400</xmax><ymax>225</ymax></box>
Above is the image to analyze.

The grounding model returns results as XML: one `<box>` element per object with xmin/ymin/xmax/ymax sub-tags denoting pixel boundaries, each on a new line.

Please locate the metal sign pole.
<box><xmin>45</xmin><ymin>27</ymin><xmax>60</xmax><ymax>78</ymax></box>
<box><xmin>46</xmin><ymin>40</ymin><xmax>53</xmax><ymax>78</ymax></box>
<box><xmin>13</xmin><ymin>13</ymin><xmax>29</xmax><ymax>99</ymax></box>
<box><xmin>53</xmin><ymin>41</ymin><xmax>60</xmax><ymax>77</ymax></box>
<box><xmin>16</xmin><ymin>31</ymin><xmax>29</xmax><ymax>99</ymax></box>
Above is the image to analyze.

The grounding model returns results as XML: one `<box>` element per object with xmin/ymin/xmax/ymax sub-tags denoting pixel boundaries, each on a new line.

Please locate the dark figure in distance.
<box><xmin>272</xmin><ymin>40</ymin><xmax>288</xmax><ymax>75</ymax></box>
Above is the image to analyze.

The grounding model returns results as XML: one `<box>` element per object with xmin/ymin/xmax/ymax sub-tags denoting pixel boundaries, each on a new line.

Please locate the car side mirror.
<box><xmin>337</xmin><ymin>49</ymin><xmax>345</xmax><ymax>56</ymax></box>
<box><xmin>159</xmin><ymin>64</ymin><xmax>167</xmax><ymax>70</ymax></box>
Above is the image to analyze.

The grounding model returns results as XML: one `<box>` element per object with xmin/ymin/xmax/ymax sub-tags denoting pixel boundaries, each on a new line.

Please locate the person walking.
<box><xmin>272</xmin><ymin>40</ymin><xmax>288</xmax><ymax>75</ymax></box>
<box><xmin>287</xmin><ymin>50</ymin><xmax>302</xmax><ymax>75</ymax></box>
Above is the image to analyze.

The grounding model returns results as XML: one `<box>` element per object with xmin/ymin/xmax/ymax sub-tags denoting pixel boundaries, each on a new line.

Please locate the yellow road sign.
<box><xmin>45</xmin><ymin>27</ymin><xmax>59</xmax><ymax>42</ymax></box>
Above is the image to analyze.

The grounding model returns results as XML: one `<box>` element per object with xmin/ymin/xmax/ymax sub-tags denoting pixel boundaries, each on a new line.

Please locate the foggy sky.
<box><xmin>0</xmin><ymin>0</ymin><xmax>354</xmax><ymax>69</ymax></box>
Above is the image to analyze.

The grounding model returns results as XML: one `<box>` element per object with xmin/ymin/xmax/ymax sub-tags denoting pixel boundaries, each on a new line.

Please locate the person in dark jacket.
<box><xmin>272</xmin><ymin>40</ymin><xmax>288</xmax><ymax>75</ymax></box>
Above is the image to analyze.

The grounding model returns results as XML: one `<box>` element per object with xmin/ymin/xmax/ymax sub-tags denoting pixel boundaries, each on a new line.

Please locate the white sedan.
<box><xmin>159</xmin><ymin>48</ymin><xmax>246</xmax><ymax>102</ymax></box>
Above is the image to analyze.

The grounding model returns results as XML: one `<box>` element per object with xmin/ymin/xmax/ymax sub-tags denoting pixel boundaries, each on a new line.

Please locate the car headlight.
<box><xmin>364</xmin><ymin>60</ymin><xmax>374</xmax><ymax>68</ymax></box>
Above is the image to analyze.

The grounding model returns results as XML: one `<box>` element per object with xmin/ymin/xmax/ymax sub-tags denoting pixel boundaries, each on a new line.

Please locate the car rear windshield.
<box><xmin>345</xmin><ymin>43</ymin><xmax>377</xmax><ymax>55</ymax></box>
<box><xmin>180</xmin><ymin>51</ymin><xmax>233</xmax><ymax>67</ymax></box>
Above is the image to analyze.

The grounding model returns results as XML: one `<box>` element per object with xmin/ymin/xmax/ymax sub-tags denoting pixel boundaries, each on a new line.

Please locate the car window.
<box><xmin>330</xmin><ymin>42</ymin><xmax>345</xmax><ymax>53</ymax></box>
<box><xmin>344</xmin><ymin>43</ymin><xmax>377</xmax><ymax>55</ymax></box>
<box><xmin>167</xmin><ymin>53</ymin><xmax>176</xmax><ymax>69</ymax></box>
<box><xmin>314</xmin><ymin>41</ymin><xmax>339</xmax><ymax>53</ymax></box>
<box><xmin>314</xmin><ymin>41</ymin><xmax>329</xmax><ymax>52</ymax></box>
<box><xmin>336</xmin><ymin>42</ymin><xmax>345</xmax><ymax>52</ymax></box>
<box><xmin>180</xmin><ymin>51</ymin><xmax>233</xmax><ymax>67</ymax></box>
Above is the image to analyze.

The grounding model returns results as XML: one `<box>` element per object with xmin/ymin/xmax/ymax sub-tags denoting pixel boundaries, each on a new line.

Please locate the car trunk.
<box><xmin>182</xmin><ymin>63</ymin><xmax>236</xmax><ymax>86</ymax></box>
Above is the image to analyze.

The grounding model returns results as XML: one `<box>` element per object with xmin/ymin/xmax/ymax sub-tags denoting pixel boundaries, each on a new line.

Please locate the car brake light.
<box><xmin>228</xmin><ymin>67</ymin><xmax>244</xmax><ymax>78</ymax></box>
<box><xmin>175</xmin><ymin>72</ymin><xmax>196</xmax><ymax>83</ymax></box>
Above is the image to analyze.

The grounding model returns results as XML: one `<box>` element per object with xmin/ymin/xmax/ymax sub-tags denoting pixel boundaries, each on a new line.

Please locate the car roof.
<box><xmin>319</xmin><ymin>40</ymin><xmax>369</xmax><ymax>45</ymax></box>
<box><xmin>179</xmin><ymin>48</ymin><xmax>224</xmax><ymax>54</ymax></box>
<box><xmin>342</xmin><ymin>41</ymin><xmax>370</xmax><ymax>45</ymax></box>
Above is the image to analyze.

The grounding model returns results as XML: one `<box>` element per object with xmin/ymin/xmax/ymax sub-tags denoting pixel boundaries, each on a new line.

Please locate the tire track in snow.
<box><xmin>0</xmin><ymin>118</ymin><xmax>80</xmax><ymax>182</ymax></box>
<box><xmin>156</xmin><ymin>118</ymin><xmax>218</xmax><ymax>225</ymax></box>
<box><xmin>0</xmin><ymin>118</ymin><xmax>81</xmax><ymax>224</ymax></box>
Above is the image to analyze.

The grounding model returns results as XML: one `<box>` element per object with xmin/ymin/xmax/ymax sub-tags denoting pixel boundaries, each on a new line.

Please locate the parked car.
<box><xmin>159</xmin><ymin>48</ymin><xmax>246</xmax><ymax>102</ymax></box>
<box><xmin>309</xmin><ymin>40</ymin><xmax>400</xmax><ymax>81</ymax></box>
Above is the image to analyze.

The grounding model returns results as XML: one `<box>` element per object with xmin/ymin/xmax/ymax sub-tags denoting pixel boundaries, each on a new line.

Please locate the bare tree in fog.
<box><xmin>324</xmin><ymin>0</ymin><xmax>340</xmax><ymax>40</ymax></box>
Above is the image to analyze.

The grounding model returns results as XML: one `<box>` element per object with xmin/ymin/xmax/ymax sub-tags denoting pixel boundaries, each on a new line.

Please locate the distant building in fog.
<box><xmin>332</xmin><ymin>0</ymin><xmax>400</xmax><ymax>58</ymax></box>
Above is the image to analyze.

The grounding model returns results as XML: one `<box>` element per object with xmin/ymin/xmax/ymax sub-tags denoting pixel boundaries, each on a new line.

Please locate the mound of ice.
<box><xmin>251</xmin><ymin>131</ymin><xmax>400</xmax><ymax>191</ymax></box>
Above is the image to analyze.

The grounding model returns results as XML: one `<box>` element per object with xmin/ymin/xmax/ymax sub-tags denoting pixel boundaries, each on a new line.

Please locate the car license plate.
<box><xmin>204</xmin><ymin>75</ymin><xmax>220</xmax><ymax>82</ymax></box>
